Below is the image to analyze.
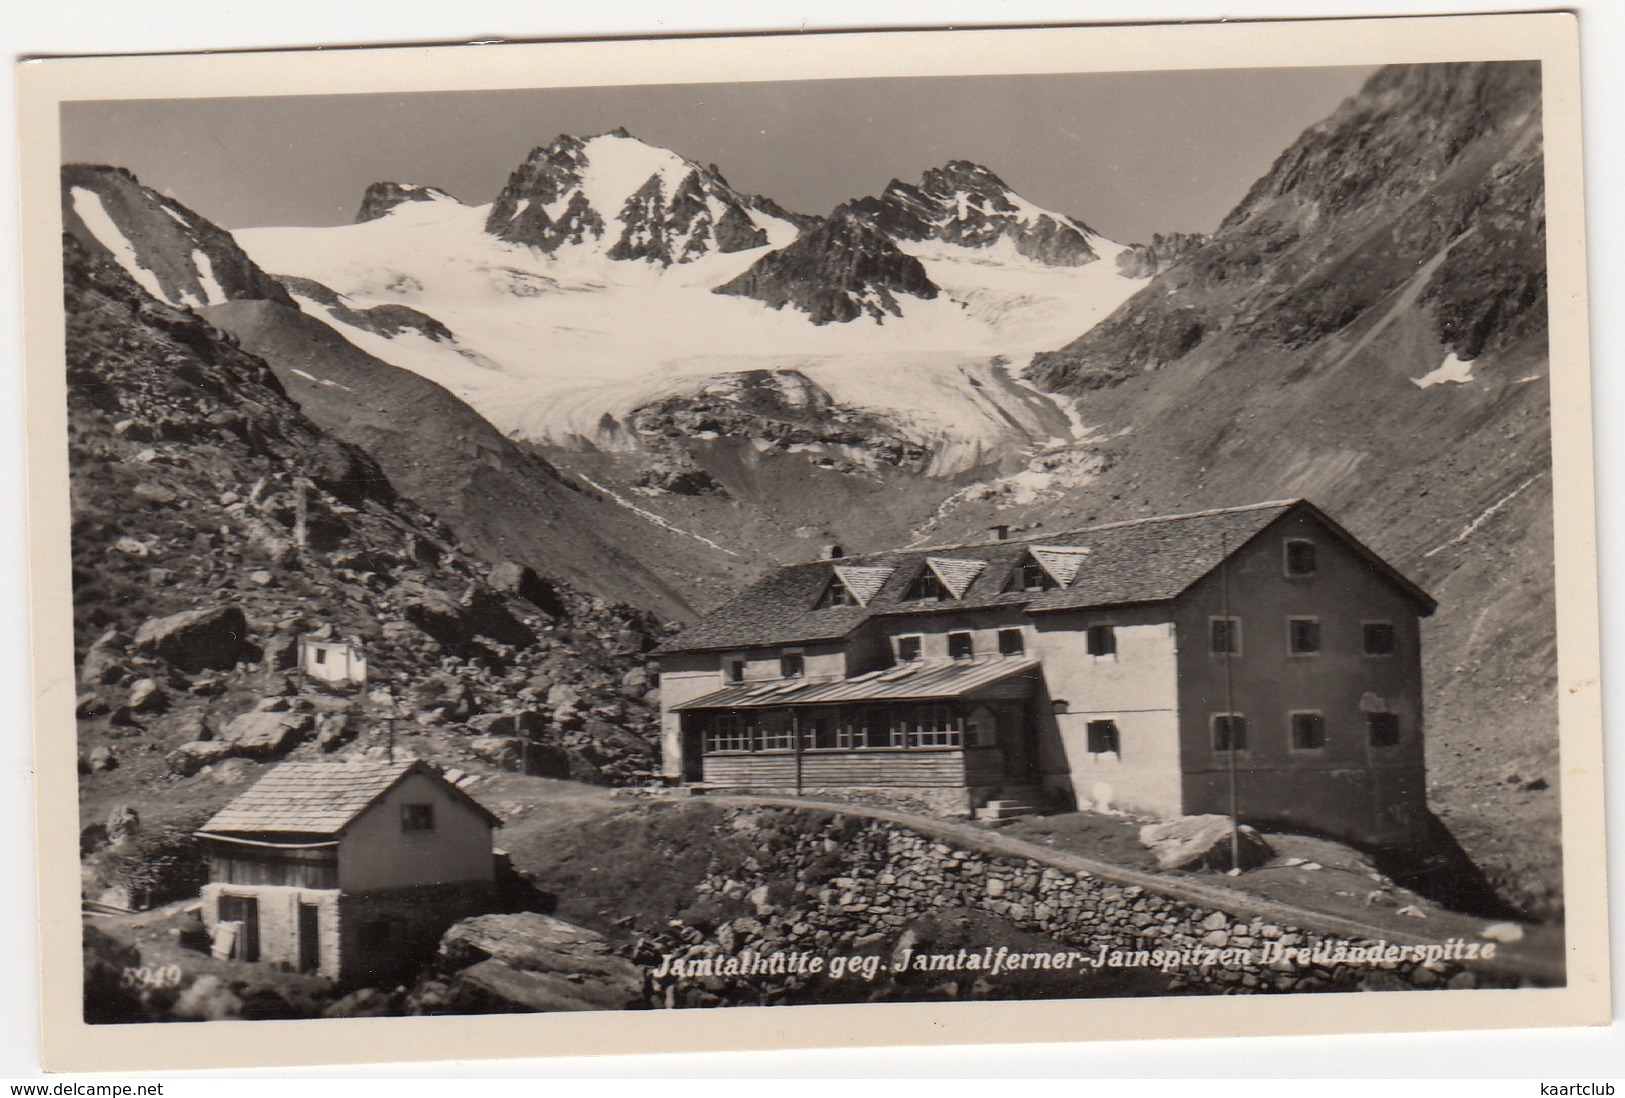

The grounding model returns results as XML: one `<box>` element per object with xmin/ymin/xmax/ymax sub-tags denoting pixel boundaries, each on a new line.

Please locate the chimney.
<box><xmin>989</xmin><ymin>524</ymin><xmax>1010</xmax><ymax>542</ymax></box>
<box><xmin>821</xmin><ymin>544</ymin><xmax>845</xmax><ymax>560</ymax></box>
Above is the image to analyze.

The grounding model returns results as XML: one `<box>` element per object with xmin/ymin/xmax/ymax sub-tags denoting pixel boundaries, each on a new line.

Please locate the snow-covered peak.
<box><xmin>483</xmin><ymin>130</ymin><xmax>803</xmax><ymax>265</ymax></box>
<box><xmin>355</xmin><ymin>181</ymin><xmax>463</xmax><ymax>223</ymax></box>
<box><xmin>849</xmin><ymin>160</ymin><xmax>1121</xmax><ymax>268</ymax></box>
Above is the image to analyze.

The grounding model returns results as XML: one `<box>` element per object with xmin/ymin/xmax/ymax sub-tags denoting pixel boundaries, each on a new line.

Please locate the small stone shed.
<box><xmin>195</xmin><ymin>758</ymin><xmax>500</xmax><ymax>982</ymax></box>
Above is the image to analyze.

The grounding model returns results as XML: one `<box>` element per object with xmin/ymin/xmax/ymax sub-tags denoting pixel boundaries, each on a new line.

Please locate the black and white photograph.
<box><xmin>15</xmin><ymin>11</ymin><xmax>1607</xmax><ymax>1073</ymax></box>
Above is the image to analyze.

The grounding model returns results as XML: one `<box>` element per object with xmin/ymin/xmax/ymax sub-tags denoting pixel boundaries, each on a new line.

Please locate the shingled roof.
<box><xmin>198</xmin><ymin>758</ymin><xmax>501</xmax><ymax>837</ymax></box>
<box><xmin>655</xmin><ymin>500</ymin><xmax>1435</xmax><ymax>656</ymax></box>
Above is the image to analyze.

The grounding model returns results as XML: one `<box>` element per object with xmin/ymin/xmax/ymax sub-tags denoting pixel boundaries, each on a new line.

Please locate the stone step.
<box><xmin>976</xmin><ymin>799</ymin><xmax>1040</xmax><ymax>821</ymax></box>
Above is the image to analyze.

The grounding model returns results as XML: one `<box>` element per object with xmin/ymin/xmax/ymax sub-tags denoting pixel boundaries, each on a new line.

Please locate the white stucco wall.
<box><xmin>1033</xmin><ymin>609</ymin><xmax>1182</xmax><ymax>816</ymax></box>
<box><xmin>336</xmin><ymin>771</ymin><xmax>494</xmax><ymax>892</ymax></box>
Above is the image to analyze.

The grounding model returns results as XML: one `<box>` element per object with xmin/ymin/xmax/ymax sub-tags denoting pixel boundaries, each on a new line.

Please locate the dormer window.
<box><xmin>780</xmin><ymin>650</ymin><xmax>805</xmax><ymax>679</ymax></box>
<box><xmin>896</xmin><ymin>635</ymin><xmax>922</xmax><ymax>662</ymax></box>
<box><xmin>1008</xmin><ymin>554</ymin><xmax>1057</xmax><ymax>592</ymax></box>
<box><xmin>725</xmin><ymin>658</ymin><xmax>745</xmax><ymax>684</ymax></box>
<box><xmin>906</xmin><ymin>566</ymin><xmax>952</xmax><ymax>601</ymax></box>
<box><xmin>817</xmin><ymin>574</ymin><xmax>856</xmax><ymax>608</ymax></box>
<box><xmin>948</xmin><ymin>632</ymin><xmax>974</xmax><ymax>660</ymax></box>
<box><xmin>1285</xmin><ymin>539</ymin><xmax>1317</xmax><ymax>576</ymax></box>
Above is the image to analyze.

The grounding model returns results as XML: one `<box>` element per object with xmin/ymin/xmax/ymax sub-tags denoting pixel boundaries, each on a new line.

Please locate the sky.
<box><xmin>60</xmin><ymin>66</ymin><xmax>1376</xmax><ymax>243</ymax></box>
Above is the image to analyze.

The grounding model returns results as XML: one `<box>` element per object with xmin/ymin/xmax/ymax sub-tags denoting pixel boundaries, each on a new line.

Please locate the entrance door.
<box><xmin>1000</xmin><ymin>702</ymin><xmax>1041</xmax><ymax>783</ymax></box>
<box><xmin>681</xmin><ymin>719</ymin><xmax>705</xmax><ymax>782</ymax></box>
<box><xmin>297</xmin><ymin>902</ymin><xmax>321</xmax><ymax>973</ymax></box>
<box><xmin>218</xmin><ymin>894</ymin><xmax>260</xmax><ymax>962</ymax></box>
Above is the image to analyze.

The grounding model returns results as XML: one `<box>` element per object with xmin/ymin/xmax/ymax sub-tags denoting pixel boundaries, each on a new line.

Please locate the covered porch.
<box><xmin>674</xmin><ymin>658</ymin><xmax>1042</xmax><ymax>796</ymax></box>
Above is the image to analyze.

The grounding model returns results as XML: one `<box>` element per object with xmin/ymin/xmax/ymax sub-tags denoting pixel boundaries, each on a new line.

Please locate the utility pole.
<box><xmin>1221</xmin><ymin>532</ymin><xmax>1241</xmax><ymax>873</ymax></box>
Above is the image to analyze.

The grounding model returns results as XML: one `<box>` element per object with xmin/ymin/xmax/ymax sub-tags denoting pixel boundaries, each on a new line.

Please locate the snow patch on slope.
<box><xmin>72</xmin><ymin>187</ymin><xmax>167</xmax><ymax>302</ymax></box>
<box><xmin>1413</xmin><ymin>354</ymin><xmax>1476</xmax><ymax>388</ymax></box>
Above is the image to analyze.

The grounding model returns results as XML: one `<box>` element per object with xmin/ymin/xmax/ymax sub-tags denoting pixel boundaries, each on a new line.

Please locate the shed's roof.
<box><xmin>655</xmin><ymin>500</ymin><xmax>1434</xmax><ymax>655</ymax></box>
<box><xmin>199</xmin><ymin>758</ymin><xmax>501</xmax><ymax>837</ymax></box>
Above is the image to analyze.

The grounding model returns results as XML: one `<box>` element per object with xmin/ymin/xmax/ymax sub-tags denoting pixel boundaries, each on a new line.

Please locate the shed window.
<box><xmin>1086</xmin><ymin>624</ymin><xmax>1116</xmax><ymax>656</ymax></box>
<box><xmin>1210</xmin><ymin>617</ymin><xmax>1241</xmax><ymax>655</ymax></box>
<box><xmin>780</xmin><ymin>651</ymin><xmax>804</xmax><ymax>679</ymax></box>
<box><xmin>313</xmin><ymin>648</ymin><xmax>327</xmax><ymax>665</ymax></box>
<box><xmin>1285</xmin><ymin>539</ymin><xmax>1317</xmax><ymax>576</ymax></box>
<box><xmin>998</xmin><ymin>628</ymin><xmax>1025</xmax><ymax>657</ymax></box>
<box><xmin>1368</xmin><ymin>712</ymin><xmax>1401</xmax><ymax>747</ymax></box>
<box><xmin>1086</xmin><ymin>719</ymin><xmax>1120</xmax><ymax>756</ymax></box>
<box><xmin>1289</xmin><ymin>618</ymin><xmax>1321</xmax><ymax>655</ymax></box>
<box><xmin>948</xmin><ymin>632</ymin><xmax>975</xmax><ymax>660</ymax></box>
<box><xmin>400</xmin><ymin>804</ymin><xmax>435</xmax><ymax>831</ymax></box>
<box><xmin>1212</xmin><ymin>714</ymin><xmax>1248</xmax><ymax>752</ymax></box>
<box><xmin>896</xmin><ymin>635</ymin><xmax>922</xmax><ymax>662</ymax></box>
<box><xmin>1290</xmin><ymin>712</ymin><xmax>1326</xmax><ymax>751</ymax></box>
<box><xmin>1363</xmin><ymin>622</ymin><xmax>1396</xmax><ymax>656</ymax></box>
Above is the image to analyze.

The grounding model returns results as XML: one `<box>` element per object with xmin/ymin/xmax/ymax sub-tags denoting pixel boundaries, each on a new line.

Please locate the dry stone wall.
<box><xmin>640</xmin><ymin>807</ymin><xmax>1502</xmax><ymax>1006</ymax></box>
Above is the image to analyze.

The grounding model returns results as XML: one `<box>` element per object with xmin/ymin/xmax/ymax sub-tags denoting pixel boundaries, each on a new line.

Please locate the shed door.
<box><xmin>297</xmin><ymin>902</ymin><xmax>321</xmax><ymax>973</ymax></box>
<box><xmin>218</xmin><ymin>894</ymin><xmax>260</xmax><ymax>962</ymax></box>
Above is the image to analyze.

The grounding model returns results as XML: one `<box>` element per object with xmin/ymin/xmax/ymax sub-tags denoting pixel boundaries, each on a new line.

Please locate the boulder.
<box><xmin>322</xmin><ymin>988</ymin><xmax>397</xmax><ymax>1019</ymax></box>
<box><xmin>619</xmin><ymin>666</ymin><xmax>650</xmax><ymax>692</ymax></box>
<box><xmin>1139</xmin><ymin>815</ymin><xmax>1273</xmax><ymax>872</ymax></box>
<box><xmin>220</xmin><ymin>710</ymin><xmax>314</xmax><ymax>759</ymax></box>
<box><xmin>394</xmin><ymin>583</ymin><xmax>475</xmax><ymax>649</ymax></box>
<box><xmin>408</xmin><ymin>671</ymin><xmax>476</xmax><ymax>723</ymax></box>
<box><xmin>261</xmin><ymin>632</ymin><xmax>300</xmax><ymax>673</ymax></box>
<box><xmin>546</xmin><ymin>683</ymin><xmax>582</xmax><ymax>710</ymax></box>
<box><xmin>315</xmin><ymin>713</ymin><xmax>353</xmax><ymax>752</ymax></box>
<box><xmin>210</xmin><ymin>758</ymin><xmax>254</xmax><ymax>785</ymax></box>
<box><xmin>76</xmin><ymin>693</ymin><xmax>110</xmax><ymax>719</ymax></box>
<box><xmin>469</xmin><ymin>736</ymin><xmax>522</xmax><ymax>770</ymax></box>
<box><xmin>132</xmin><ymin>605</ymin><xmax>249</xmax><ymax>673</ymax></box>
<box><xmin>437</xmin><ymin>913</ymin><xmax>644</xmax><ymax>1012</ymax></box>
<box><xmin>105</xmin><ymin>804</ymin><xmax>140</xmax><ymax>843</ymax></box>
<box><xmin>166</xmin><ymin>740</ymin><xmax>235</xmax><ymax>777</ymax></box>
<box><xmin>467</xmin><ymin>710</ymin><xmax>546</xmax><ymax>738</ymax></box>
<box><xmin>80</xmin><ymin>629</ymin><xmax>131</xmax><ymax>687</ymax></box>
<box><xmin>88</xmin><ymin>745</ymin><xmax>118</xmax><ymax>773</ymax></box>
<box><xmin>127</xmin><ymin>678</ymin><xmax>166</xmax><ymax>713</ymax></box>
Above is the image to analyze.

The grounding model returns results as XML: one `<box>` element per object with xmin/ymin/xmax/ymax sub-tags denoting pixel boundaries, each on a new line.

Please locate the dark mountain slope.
<box><xmin>67</xmin><ymin>232</ymin><xmax>670</xmax><ymax>844</ymax></box>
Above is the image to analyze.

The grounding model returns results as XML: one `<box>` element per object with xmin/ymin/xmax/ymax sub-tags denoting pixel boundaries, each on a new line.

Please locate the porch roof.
<box><xmin>674</xmin><ymin>657</ymin><xmax>1040</xmax><ymax>710</ymax></box>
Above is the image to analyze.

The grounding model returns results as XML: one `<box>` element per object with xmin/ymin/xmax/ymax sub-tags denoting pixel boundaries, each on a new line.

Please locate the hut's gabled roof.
<box><xmin>199</xmin><ymin>758</ymin><xmax>501</xmax><ymax>837</ymax></box>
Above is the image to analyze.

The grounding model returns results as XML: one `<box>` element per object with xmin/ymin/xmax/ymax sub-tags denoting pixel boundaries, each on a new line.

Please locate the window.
<box><xmin>948</xmin><ymin>631</ymin><xmax>975</xmax><ymax>660</ymax></box>
<box><xmin>1008</xmin><ymin>555</ymin><xmax>1056</xmax><ymax>592</ymax></box>
<box><xmin>909</xmin><ymin>705</ymin><xmax>961</xmax><ymax>748</ymax></box>
<box><xmin>756</xmin><ymin>710</ymin><xmax>795</xmax><ymax>751</ymax></box>
<box><xmin>1290</xmin><ymin>712</ymin><xmax>1326</xmax><ymax>751</ymax></box>
<box><xmin>725</xmin><ymin>659</ymin><xmax>745</xmax><ymax>684</ymax></box>
<box><xmin>400</xmin><ymin>804</ymin><xmax>435</xmax><ymax>831</ymax></box>
<box><xmin>1285</xmin><ymin>539</ymin><xmax>1317</xmax><ymax>576</ymax></box>
<box><xmin>805</xmin><ymin>713</ymin><xmax>838</xmax><ymax>750</ymax></box>
<box><xmin>843</xmin><ymin>707</ymin><xmax>888</xmax><ymax>749</ymax></box>
<box><xmin>1086</xmin><ymin>624</ymin><xmax>1117</xmax><ymax>656</ymax></box>
<box><xmin>1363</xmin><ymin>622</ymin><xmax>1396</xmax><ymax>656</ymax></box>
<box><xmin>1289</xmin><ymin>618</ymin><xmax>1321</xmax><ymax>655</ymax></box>
<box><xmin>1210</xmin><ymin>616</ymin><xmax>1241</xmax><ymax>655</ymax></box>
<box><xmin>1212</xmin><ymin>714</ymin><xmax>1248</xmax><ymax>752</ymax></box>
<box><xmin>705</xmin><ymin>713</ymin><xmax>750</xmax><ymax>753</ymax></box>
<box><xmin>896</xmin><ymin>635</ymin><xmax>922</xmax><ymax>662</ymax></box>
<box><xmin>780</xmin><ymin>650</ymin><xmax>804</xmax><ymax>679</ymax></box>
<box><xmin>817</xmin><ymin>575</ymin><xmax>855</xmax><ymax>608</ymax></box>
<box><xmin>1086</xmin><ymin>719</ymin><xmax>1120</xmax><ymax>755</ymax></box>
<box><xmin>1368</xmin><ymin>712</ymin><xmax>1401</xmax><ymax>747</ymax></box>
<box><xmin>907</xmin><ymin>567</ymin><xmax>951</xmax><ymax>601</ymax></box>
<box><xmin>998</xmin><ymin>628</ymin><xmax>1025</xmax><ymax>657</ymax></box>
<box><xmin>313</xmin><ymin>648</ymin><xmax>327</xmax><ymax>665</ymax></box>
